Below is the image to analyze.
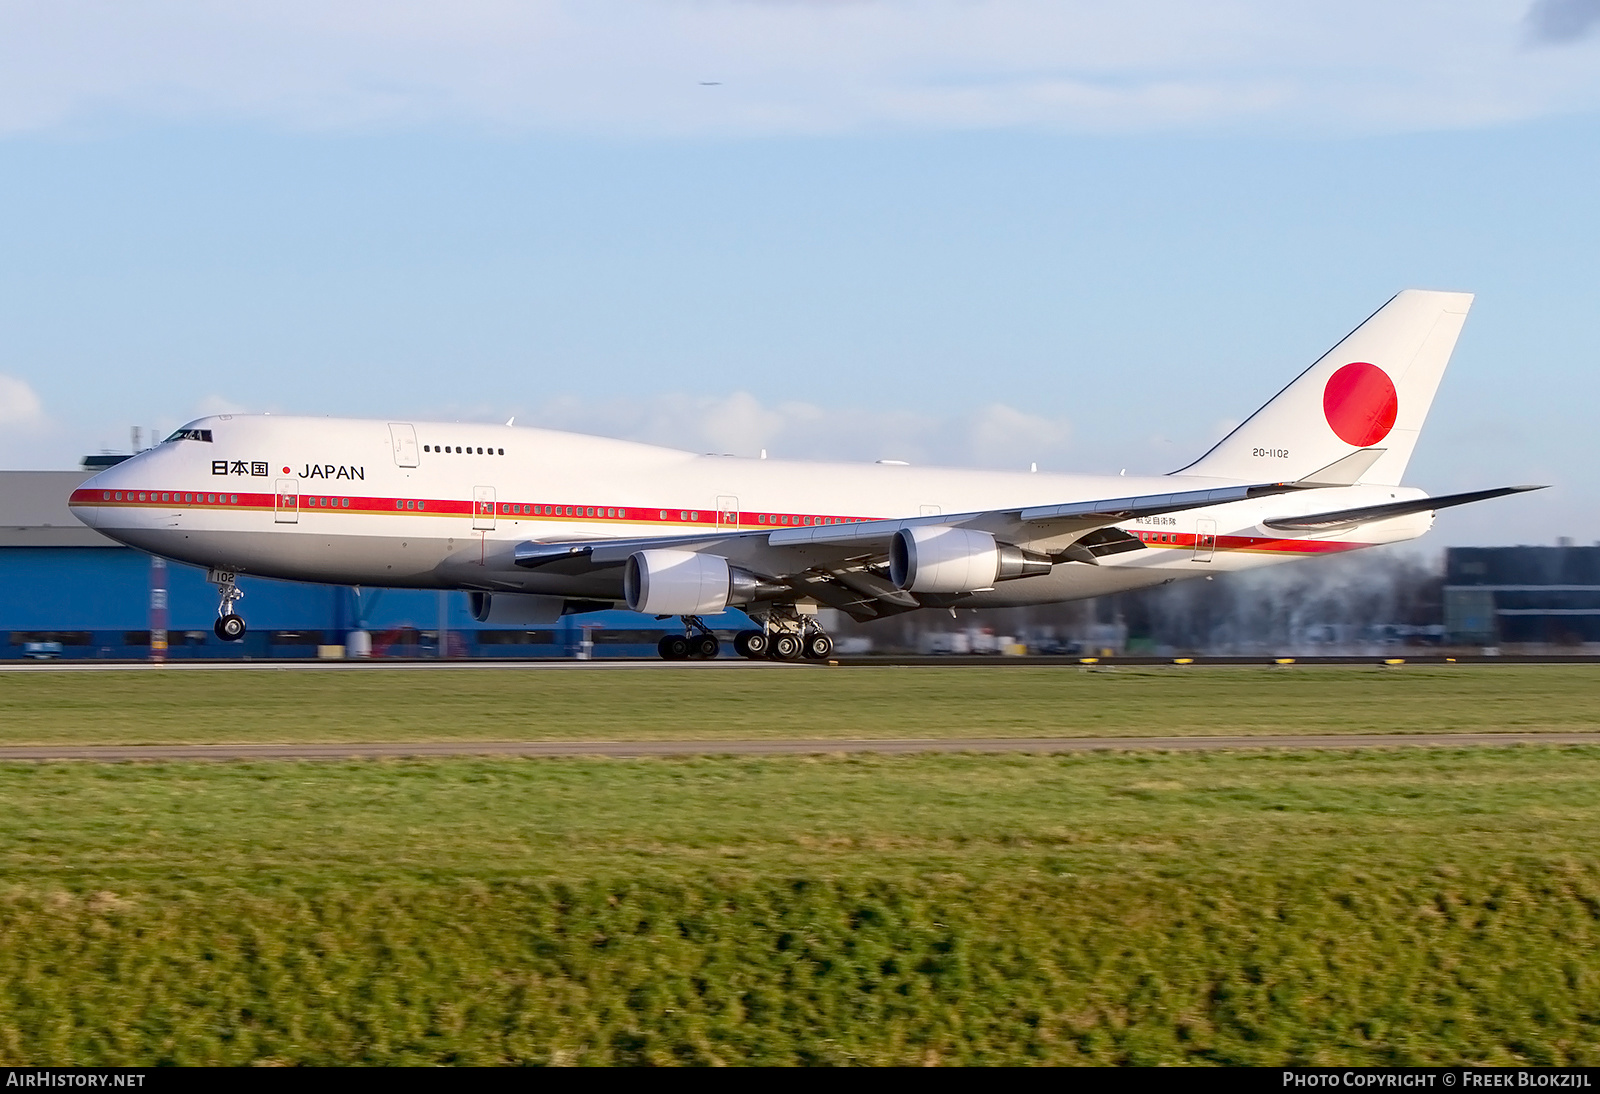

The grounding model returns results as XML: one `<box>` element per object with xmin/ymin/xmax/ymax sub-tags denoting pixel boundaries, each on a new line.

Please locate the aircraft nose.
<box><xmin>71</xmin><ymin>457</ymin><xmax>147</xmax><ymax>529</ymax></box>
<box><xmin>70</xmin><ymin>472</ymin><xmax>108</xmax><ymax>528</ymax></box>
<box><xmin>78</xmin><ymin>463</ymin><xmax>130</xmax><ymax>497</ymax></box>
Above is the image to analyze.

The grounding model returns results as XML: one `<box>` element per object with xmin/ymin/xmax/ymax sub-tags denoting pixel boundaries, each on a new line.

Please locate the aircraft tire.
<box><xmin>214</xmin><ymin>615</ymin><xmax>247</xmax><ymax>643</ymax></box>
<box><xmin>657</xmin><ymin>634</ymin><xmax>690</xmax><ymax>660</ymax></box>
<box><xmin>733</xmin><ymin>629</ymin><xmax>768</xmax><ymax>659</ymax></box>
<box><xmin>690</xmin><ymin>634</ymin><xmax>721</xmax><ymax>660</ymax></box>
<box><xmin>768</xmin><ymin>633</ymin><xmax>802</xmax><ymax>661</ymax></box>
<box><xmin>802</xmin><ymin>633</ymin><xmax>833</xmax><ymax>660</ymax></box>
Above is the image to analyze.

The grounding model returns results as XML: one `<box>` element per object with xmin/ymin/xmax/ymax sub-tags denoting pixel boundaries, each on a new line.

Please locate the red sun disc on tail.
<box><xmin>1323</xmin><ymin>362</ymin><xmax>1397</xmax><ymax>447</ymax></box>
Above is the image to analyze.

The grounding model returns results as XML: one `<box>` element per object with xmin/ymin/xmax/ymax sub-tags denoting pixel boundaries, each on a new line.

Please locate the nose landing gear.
<box><xmin>208</xmin><ymin>569</ymin><xmax>248</xmax><ymax>643</ymax></box>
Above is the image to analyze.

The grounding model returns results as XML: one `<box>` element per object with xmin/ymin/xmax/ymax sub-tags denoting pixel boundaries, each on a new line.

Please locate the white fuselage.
<box><xmin>70</xmin><ymin>415</ymin><xmax>1432</xmax><ymax>610</ymax></box>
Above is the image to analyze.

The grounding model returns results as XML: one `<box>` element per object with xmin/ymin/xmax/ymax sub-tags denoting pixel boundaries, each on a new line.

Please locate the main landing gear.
<box><xmin>657</xmin><ymin>617</ymin><xmax>720</xmax><ymax>661</ymax></box>
<box><xmin>208</xmin><ymin>569</ymin><xmax>248</xmax><ymax>643</ymax></box>
<box><xmin>653</xmin><ymin>609</ymin><xmax>837</xmax><ymax>662</ymax></box>
<box><xmin>735</xmin><ymin>609</ymin><xmax>832</xmax><ymax>662</ymax></box>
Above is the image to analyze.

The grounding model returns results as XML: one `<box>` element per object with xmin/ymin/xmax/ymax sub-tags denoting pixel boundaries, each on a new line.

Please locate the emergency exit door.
<box><xmin>717</xmin><ymin>495</ymin><xmax>740</xmax><ymax>530</ymax></box>
<box><xmin>473</xmin><ymin>486</ymin><xmax>496</xmax><ymax>531</ymax></box>
<box><xmin>1193</xmin><ymin>518</ymin><xmax>1217</xmax><ymax>562</ymax></box>
<box><xmin>389</xmin><ymin>423</ymin><xmax>419</xmax><ymax>467</ymax></box>
<box><xmin>274</xmin><ymin>480</ymin><xmax>299</xmax><ymax>524</ymax></box>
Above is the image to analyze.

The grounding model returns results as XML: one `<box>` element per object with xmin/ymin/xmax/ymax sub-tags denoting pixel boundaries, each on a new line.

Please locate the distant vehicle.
<box><xmin>22</xmin><ymin>641</ymin><xmax>63</xmax><ymax>660</ymax></box>
<box><xmin>70</xmin><ymin>290</ymin><xmax>1540</xmax><ymax>661</ymax></box>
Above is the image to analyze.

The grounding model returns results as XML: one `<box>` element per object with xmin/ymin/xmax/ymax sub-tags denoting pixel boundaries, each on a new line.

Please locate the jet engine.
<box><xmin>889</xmin><ymin>526</ymin><xmax>1052</xmax><ymax>593</ymax></box>
<box><xmin>624</xmin><ymin>549</ymin><xmax>762</xmax><ymax>615</ymax></box>
<box><xmin>468</xmin><ymin>592</ymin><xmax>566</xmax><ymax>625</ymax></box>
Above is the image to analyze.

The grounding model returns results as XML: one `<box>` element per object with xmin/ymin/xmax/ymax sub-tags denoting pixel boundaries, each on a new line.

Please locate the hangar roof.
<box><xmin>0</xmin><ymin>471</ymin><xmax>120</xmax><ymax>547</ymax></box>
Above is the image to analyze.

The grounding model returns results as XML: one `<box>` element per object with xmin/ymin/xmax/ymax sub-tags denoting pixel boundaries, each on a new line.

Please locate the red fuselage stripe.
<box><xmin>68</xmin><ymin>488</ymin><xmax>871</xmax><ymax>529</ymax></box>
<box><xmin>69</xmin><ymin>488</ymin><xmax>1366</xmax><ymax>555</ymax></box>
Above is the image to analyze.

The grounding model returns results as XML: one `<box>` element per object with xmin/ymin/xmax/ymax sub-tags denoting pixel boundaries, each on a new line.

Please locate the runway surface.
<box><xmin>0</xmin><ymin>659</ymin><xmax>804</xmax><ymax>673</ymax></box>
<box><xmin>1</xmin><ymin>732</ymin><xmax>1595</xmax><ymax>762</ymax></box>
<box><xmin>3</xmin><ymin>655</ymin><xmax>1598</xmax><ymax>672</ymax></box>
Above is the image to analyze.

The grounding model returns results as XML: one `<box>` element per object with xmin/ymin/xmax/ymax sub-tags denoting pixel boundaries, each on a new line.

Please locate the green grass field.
<box><xmin>3</xmin><ymin>665</ymin><xmax>1600</xmax><ymax>1065</ymax></box>
<box><xmin>2</xmin><ymin>663</ymin><xmax>1597</xmax><ymax>744</ymax></box>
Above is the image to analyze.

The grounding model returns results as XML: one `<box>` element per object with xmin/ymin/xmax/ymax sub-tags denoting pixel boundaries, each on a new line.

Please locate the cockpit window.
<box><xmin>164</xmin><ymin>429</ymin><xmax>213</xmax><ymax>443</ymax></box>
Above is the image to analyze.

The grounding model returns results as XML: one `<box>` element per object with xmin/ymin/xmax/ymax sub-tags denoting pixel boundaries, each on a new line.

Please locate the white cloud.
<box><xmin>0</xmin><ymin>373</ymin><xmax>44</xmax><ymax>426</ymax></box>
<box><xmin>0</xmin><ymin>1</ymin><xmax>1595</xmax><ymax>138</ymax></box>
<box><xmin>511</xmin><ymin>390</ymin><xmax>1071</xmax><ymax>470</ymax></box>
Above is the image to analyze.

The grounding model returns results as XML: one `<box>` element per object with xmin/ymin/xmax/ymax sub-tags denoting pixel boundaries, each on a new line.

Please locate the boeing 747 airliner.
<box><xmin>69</xmin><ymin>290</ymin><xmax>1540</xmax><ymax>659</ymax></box>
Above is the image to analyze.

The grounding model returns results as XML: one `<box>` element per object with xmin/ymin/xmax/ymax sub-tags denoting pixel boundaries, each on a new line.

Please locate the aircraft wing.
<box><xmin>511</xmin><ymin>477</ymin><xmax>1317</xmax><ymax>620</ymax></box>
<box><xmin>517</xmin><ymin>478</ymin><xmax>1307</xmax><ymax>569</ymax></box>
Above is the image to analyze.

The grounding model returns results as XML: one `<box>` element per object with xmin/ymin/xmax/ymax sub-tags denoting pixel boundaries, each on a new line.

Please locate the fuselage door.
<box><xmin>717</xmin><ymin>495</ymin><xmax>739</xmax><ymax>530</ymax></box>
<box><xmin>274</xmin><ymin>480</ymin><xmax>299</xmax><ymax>524</ymax></box>
<box><xmin>1193</xmin><ymin>518</ymin><xmax>1217</xmax><ymax>562</ymax></box>
<box><xmin>473</xmin><ymin>486</ymin><xmax>496</xmax><ymax>531</ymax></box>
<box><xmin>389</xmin><ymin>423</ymin><xmax>419</xmax><ymax>468</ymax></box>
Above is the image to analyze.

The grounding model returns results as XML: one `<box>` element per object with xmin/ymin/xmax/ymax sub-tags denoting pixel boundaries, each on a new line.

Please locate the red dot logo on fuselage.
<box><xmin>1323</xmin><ymin>362</ymin><xmax>1397</xmax><ymax>447</ymax></box>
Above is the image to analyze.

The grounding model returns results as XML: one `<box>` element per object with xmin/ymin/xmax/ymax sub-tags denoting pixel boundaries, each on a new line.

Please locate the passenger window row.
<box><xmin>424</xmin><ymin>445</ymin><xmax>505</xmax><ymax>455</ymax></box>
<box><xmin>487</xmin><ymin>507</ymin><xmax>869</xmax><ymax>525</ymax></box>
<box><xmin>96</xmin><ymin>491</ymin><xmax>871</xmax><ymax>526</ymax></box>
<box><xmin>756</xmin><ymin>514</ymin><xmax>862</xmax><ymax>527</ymax></box>
<box><xmin>504</xmin><ymin>504</ymin><xmax>625</xmax><ymax>518</ymax></box>
<box><xmin>105</xmin><ymin>491</ymin><xmax>238</xmax><ymax>504</ymax></box>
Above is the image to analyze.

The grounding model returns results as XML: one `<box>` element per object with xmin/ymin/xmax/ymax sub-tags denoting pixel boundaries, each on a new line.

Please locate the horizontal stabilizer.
<box><xmin>1262</xmin><ymin>485</ymin><xmax>1545</xmax><ymax>532</ymax></box>
<box><xmin>1294</xmin><ymin>448</ymin><xmax>1386</xmax><ymax>487</ymax></box>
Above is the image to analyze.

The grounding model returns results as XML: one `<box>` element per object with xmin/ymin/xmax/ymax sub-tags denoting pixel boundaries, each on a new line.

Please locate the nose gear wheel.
<box><xmin>208</xmin><ymin>569</ymin><xmax>248</xmax><ymax>643</ymax></box>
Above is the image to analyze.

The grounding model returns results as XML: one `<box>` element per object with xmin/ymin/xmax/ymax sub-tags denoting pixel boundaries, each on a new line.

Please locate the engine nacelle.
<box><xmin>890</xmin><ymin>526</ymin><xmax>1052</xmax><ymax>593</ymax></box>
<box><xmin>468</xmin><ymin>592</ymin><xmax>566</xmax><ymax>625</ymax></box>
<box><xmin>624</xmin><ymin>550</ymin><xmax>761</xmax><ymax>615</ymax></box>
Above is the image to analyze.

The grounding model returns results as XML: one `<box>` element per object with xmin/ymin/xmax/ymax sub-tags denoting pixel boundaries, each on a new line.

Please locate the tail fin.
<box><xmin>1175</xmin><ymin>289</ymin><xmax>1473</xmax><ymax>486</ymax></box>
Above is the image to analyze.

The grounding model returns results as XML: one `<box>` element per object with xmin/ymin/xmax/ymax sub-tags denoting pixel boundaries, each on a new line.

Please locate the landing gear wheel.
<box><xmin>658</xmin><ymin>634</ymin><xmax>690</xmax><ymax>660</ymax></box>
<box><xmin>690</xmin><ymin>633</ymin><xmax>721</xmax><ymax>660</ymax></box>
<box><xmin>208</xmin><ymin>570</ymin><xmax>247</xmax><ymax>643</ymax></box>
<box><xmin>733</xmin><ymin>629</ymin><xmax>769</xmax><ymax>659</ymax></box>
<box><xmin>802</xmin><ymin>633</ymin><xmax>834</xmax><ymax>660</ymax></box>
<box><xmin>769</xmin><ymin>633</ymin><xmax>803</xmax><ymax>661</ymax></box>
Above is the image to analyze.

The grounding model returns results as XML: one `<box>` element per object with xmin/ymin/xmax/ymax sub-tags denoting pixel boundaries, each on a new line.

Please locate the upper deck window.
<box><xmin>164</xmin><ymin>429</ymin><xmax>213</xmax><ymax>443</ymax></box>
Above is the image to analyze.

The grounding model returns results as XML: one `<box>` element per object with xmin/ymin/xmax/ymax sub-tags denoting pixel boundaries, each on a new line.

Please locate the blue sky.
<box><xmin>1</xmin><ymin>1</ymin><xmax>1597</xmax><ymax>545</ymax></box>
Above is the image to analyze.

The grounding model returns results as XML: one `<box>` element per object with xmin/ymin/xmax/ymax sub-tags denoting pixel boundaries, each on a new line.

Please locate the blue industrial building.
<box><xmin>2</xmin><ymin>468</ymin><xmax>747</xmax><ymax>659</ymax></box>
<box><xmin>1444</xmin><ymin>544</ymin><xmax>1600</xmax><ymax>648</ymax></box>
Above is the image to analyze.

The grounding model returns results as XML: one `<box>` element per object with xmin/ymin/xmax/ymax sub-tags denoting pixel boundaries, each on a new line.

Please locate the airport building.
<box><xmin>1443</xmin><ymin>544</ymin><xmax>1600</xmax><ymax>648</ymax></box>
<box><xmin>1</xmin><ymin>466</ymin><xmax>743</xmax><ymax>659</ymax></box>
